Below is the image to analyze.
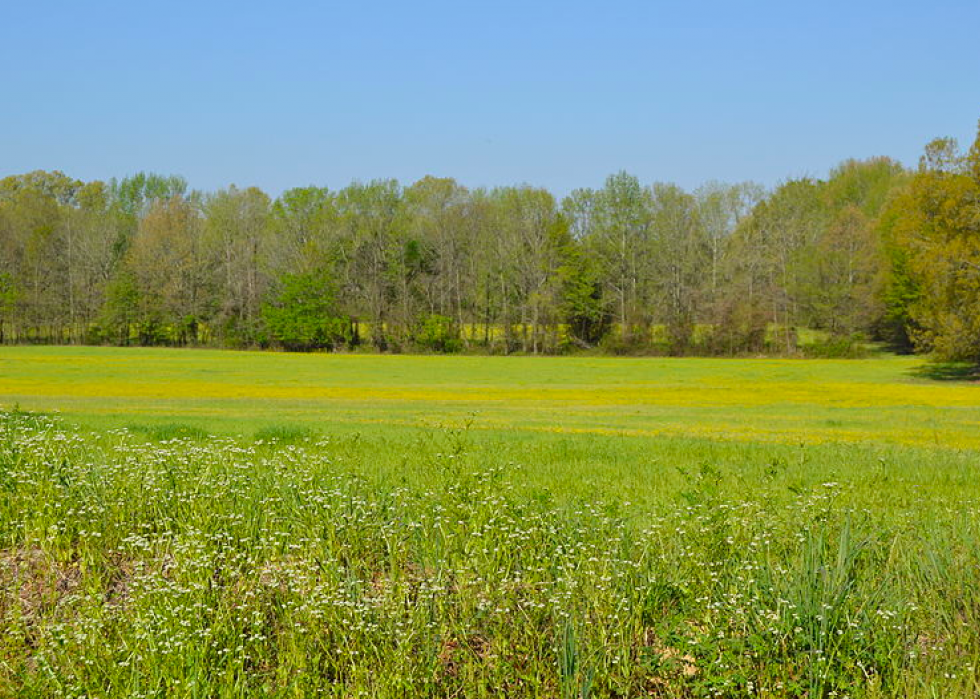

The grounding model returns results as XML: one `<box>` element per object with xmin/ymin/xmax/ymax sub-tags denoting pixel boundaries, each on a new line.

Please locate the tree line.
<box><xmin>2</xmin><ymin>121</ymin><xmax>979</xmax><ymax>360</ymax></box>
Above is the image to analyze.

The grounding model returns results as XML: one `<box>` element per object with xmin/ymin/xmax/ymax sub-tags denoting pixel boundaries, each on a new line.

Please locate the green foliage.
<box><xmin>0</xmin><ymin>272</ymin><xmax>17</xmax><ymax>343</ymax></box>
<box><xmin>98</xmin><ymin>271</ymin><xmax>140</xmax><ymax>345</ymax></box>
<box><xmin>261</xmin><ymin>270</ymin><xmax>350</xmax><ymax>351</ymax></box>
<box><xmin>877</xmin><ymin>243</ymin><xmax>920</xmax><ymax>352</ymax></box>
<box><xmin>881</xmin><ymin>122</ymin><xmax>980</xmax><ymax>362</ymax></box>
<box><xmin>558</xmin><ymin>250</ymin><xmax>608</xmax><ymax>348</ymax></box>
<box><xmin>110</xmin><ymin>172</ymin><xmax>187</xmax><ymax>217</ymax></box>
<box><xmin>801</xmin><ymin>333</ymin><xmax>872</xmax><ymax>358</ymax></box>
<box><xmin>413</xmin><ymin>314</ymin><xmax>463</xmax><ymax>353</ymax></box>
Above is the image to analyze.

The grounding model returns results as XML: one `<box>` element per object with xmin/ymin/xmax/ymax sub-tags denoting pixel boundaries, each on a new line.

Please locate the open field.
<box><xmin>2</xmin><ymin>346</ymin><xmax>979</xmax><ymax>448</ymax></box>
<box><xmin>2</xmin><ymin>347</ymin><xmax>980</xmax><ymax>697</ymax></box>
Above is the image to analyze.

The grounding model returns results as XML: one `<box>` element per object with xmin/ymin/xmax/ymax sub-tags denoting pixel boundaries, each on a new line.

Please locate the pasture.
<box><xmin>2</xmin><ymin>345</ymin><xmax>979</xmax><ymax>448</ymax></box>
<box><xmin>1</xmin><ymin>347</ymin><xmax>979</xmax><ymax>697</ymax></box>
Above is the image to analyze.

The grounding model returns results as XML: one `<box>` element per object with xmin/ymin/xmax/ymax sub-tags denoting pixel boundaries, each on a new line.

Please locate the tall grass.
<box><xmin>1</xmin><ymin>410</ymin><xmax>978</xmax><ymax>697</ymax></box>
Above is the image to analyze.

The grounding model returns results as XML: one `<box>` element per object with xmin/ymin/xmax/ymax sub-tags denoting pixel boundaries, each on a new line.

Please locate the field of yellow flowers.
<box><xmin>1</xmin><ymin>346</ymin><xmax>978</xmax><ymax>449</ymax></box>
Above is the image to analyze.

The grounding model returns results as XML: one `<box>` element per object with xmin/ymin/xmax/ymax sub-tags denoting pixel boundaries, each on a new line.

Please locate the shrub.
<box><xmin>262</xmin><ymin>271</ymin><xmax>351</xmax><ymax>351</ymax></box>
<box><xmin>802</xmin><ymin>333</ymin><xmax>872</xmax><ymax>358</ymax></box>
<box><xmin>414</xmin><ymin>314</ymin><xmax>463</xmax><ymax>353</ymax></box>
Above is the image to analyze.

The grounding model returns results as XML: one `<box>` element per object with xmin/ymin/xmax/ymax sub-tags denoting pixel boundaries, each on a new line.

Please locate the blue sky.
<box><xmin>2</xmin><ymin>0</ymin><xmax>978</xmax><ymax>196</ymax></box>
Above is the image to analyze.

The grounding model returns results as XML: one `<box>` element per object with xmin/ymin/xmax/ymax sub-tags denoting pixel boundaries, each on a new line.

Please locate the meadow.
<box><xmin>1</xmin><ymin>346</ymin><xmax>979</xmax><ymax>697</ymax></box>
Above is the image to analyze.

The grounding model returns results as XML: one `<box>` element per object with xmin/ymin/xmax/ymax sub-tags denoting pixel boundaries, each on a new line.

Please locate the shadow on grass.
<box><xmin>908</xmin><ymin>361</ymin><xmax>980</xmax><ymax>382</ymax></box>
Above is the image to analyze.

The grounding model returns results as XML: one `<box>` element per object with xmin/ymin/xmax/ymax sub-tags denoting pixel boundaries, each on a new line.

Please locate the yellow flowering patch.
<box><xmin>1</xmin><ymin>346</ymin><xmax>978</xmax><ymax>450</ymax></box>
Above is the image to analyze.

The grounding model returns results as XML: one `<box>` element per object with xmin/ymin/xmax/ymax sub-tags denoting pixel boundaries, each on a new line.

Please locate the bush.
<box><xmin>599</xmin><ymin>326</ymin><xmax>656</xmax><ymax>355</ymax></box>
<box><xmin>413</xmin><ymin>314</ymin><xmax>463</xmax><ymax>353</ymax></box>
<box><xmin>262</xmin><ymin>271</ymin><xmax>351</xmax><ymax>351</ymax></box>
<box><xmin>802</xmin><ymin>333</ymin><xmax>872</xmax><ymax>358</ymax></box>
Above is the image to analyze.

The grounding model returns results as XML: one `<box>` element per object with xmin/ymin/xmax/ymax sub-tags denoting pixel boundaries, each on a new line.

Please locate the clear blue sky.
<box><xmin>2</xmin><ymin>0</ymin><xmax>978</xmax><ymax>196</ymax></box>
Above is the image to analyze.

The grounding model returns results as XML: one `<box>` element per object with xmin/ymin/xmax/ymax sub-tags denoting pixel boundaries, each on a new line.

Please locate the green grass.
<box><xmin>1</xmin><ymin>347</ymin><xmax>979</xmax><ymax>696</ymax></box>
<box><xmin>1</xmin><ymin>345</ymin><xmax>978</xmax><ymax>449</ymax></box>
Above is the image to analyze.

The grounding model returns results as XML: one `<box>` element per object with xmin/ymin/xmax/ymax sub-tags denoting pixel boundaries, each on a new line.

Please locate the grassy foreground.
<box><xmin>1</xmin><ymin>347</ymin><xmax>979</xmax><ymax>697</ymax></box>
